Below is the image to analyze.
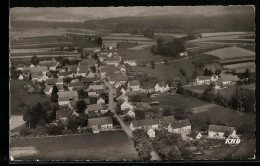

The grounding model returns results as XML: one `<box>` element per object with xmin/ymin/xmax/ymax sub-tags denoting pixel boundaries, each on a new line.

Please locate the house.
<box><xmin>108</xmin><ymin>74</ymin><xmax>128</xmax><ymax>85</ymax></box>
<box><xmin>18</xmin><ymin>74</ymin><xmax>24</xmax><ymax>80</ymax></box>
<box><xmin>179</xmin><ymin>51</ymin><xmax>188</xmax><ymax>57</ymax></box>
<box><xmin>39</xmin><ymin>60</ymin><xmax>58</xmax><ymax>71</ymax></box>
<box><xmin>130</xmin><ymin>118</ymin><xmax>159</xmax><ymax>131</ymax></box>
<box><xmin>86</xmin><ymin>72</ymin><xmax>95</xmax><ymax>78</ymax></box>
<box><xmin>161</xmin><ymin>116</ymin><xmax>176</xmax><ymax>130</ymax></box>
<box><xmin>154</xmin><ymin>82</ymin><xmax>170</xmax><ymax>93</ymax></box>
<box><xmin>120</xmin><ymin>67</ymin><xmax>126</xmax><ymax>74</ymax></box>
<box><xmin>88</xmin><ymin>84</ymin><xmax>105</xmax><ymax>91</ymax></box>
<box><xmin>195</xmin><ymin>76</ymin><xmax>211</xmax><ymax>85</ymax></box>
<box><xmin>68</xmin><ymin>82</ymin><xmax>84</xmax><ymax>91</ymax></box>
<box><xmin>57</xmin><ymin>91</ymin><xmax>78</xmax><ymax>106</ymax></box>
<box><xmin>134</xmin><ymin>102</ymin><xmax>152</xmax><ymax>110</ymax></box>
<box><xmin>210</xmin><ymin>74</ymin><xmax>220</xmax><ymax>82</ymax></box>
<box><xmin>78</xmin><ymin>59</ymin><xmax>98</xmax><ymax>76</ymax></box>
<box><xmin>123</xmin><ymin>109</ymin><xmax>135</xmax><ymax>118</ymax></box>
<box><xmin>31</xmin><ymin>72</ymin><xmax>48</xmax><ymax>82</ymax></box>
<box><xmin>114</xmin><ymin>82</ymin><xmax>122</xmax><ymax>89</ymax></box>
<box><xmin>204</xmin><ymin>63</ymin><xmax>223</xmax><ymax>73</ymax></box>
<box><xmin>119</xmin><ymin>101</ymin><xmax>134</xmax><ymax>111</ymax></box>
<box><xmin>220</xmin><ymin>73</ymin><xmax>240</xmax><ymax>85</ymax></box>
<box><xmin>88</xmin><ymin>116</ymin><xmax>113</xmax><ymax>131</ymax></box>
<box><xmin>97</xmin><ymin>97</ymin><xmax>105</xmax><ymax>104</ymax></box>
<box><xmin>44</xmin><ymin>85</ymin><xmax>53</xmax><ymax>96</ymax></box>
<box><xmin>81</xmin><ymin>77</ymin><xmax>100</xmax><ymax>84</ymax></box>
<box><xmin>208</xmin><ymin>125</ymin><xmax>236</xmax><ymax>139</ymax></box>
<box><xmin>99</xmin><ymin>65</ymin><xmax>120</xmax><ymax>78</ymax></box>
<box><xmin>46</xmin><ymin>78</ymin><xmax>63</xmax><ymax>85</ymax></box>
<box><xmin>56</xmin><ymin>109</ymin><xmax>71</xmax><ymax>123</ymax></box>
<box><xmin>85</xmin><ymin>103</ymin><xmax>108</xmax><ymax>114</ymax></box>
<box><xmin>103</xmin><ymin>42</ymin><xmax>117</xmax><ymax>50</ymax></box>
<box><xmin>29</xmin><ymin>66</ymin><xmax>47</xmax><ymax>74</ymax></box>
<box><xmin>123</xmin><ymin>59</ymin><xmax>137</xmax><ymax>66</ymax></box>
<box><xmin>168</xmin><ymin>119</ymin><xmax>191</xmax><ymax>134</ymax></box>
<box><xmin>116</xmin><ymin>93</ymin><xmax>129</xmax><ymax>102</ymax></box>
<box><xmin>128</xmin><ymin>80</ymin><xmax>140</xmax><ymax>91</ymax></box>
<box><xmin>144</xmin><ymin>126</ymin><xmax>156</xmax><ymax>138</ymax></box>
<box><xmin>196</xmin><ymin>133</ymin><xmax>203</xmax><ymax>139</ymax></box>
<box><xmin>104</xmin><ymin>57</ymin><xmax>121</xmax><ymax>67</ymax></box>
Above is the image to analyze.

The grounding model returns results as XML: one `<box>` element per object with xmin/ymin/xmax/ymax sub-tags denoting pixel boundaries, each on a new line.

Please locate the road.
<box><xmin>103</xmin><ymin>80</ymin><xmax>161</xmax><ymax>161</ymax></box>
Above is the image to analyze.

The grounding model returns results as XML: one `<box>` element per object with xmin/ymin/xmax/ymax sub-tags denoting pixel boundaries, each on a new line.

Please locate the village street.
<box><xmin>103</xmin><ymin>80</ymin><xmax>161</xmax><ymax>161</ymax></box>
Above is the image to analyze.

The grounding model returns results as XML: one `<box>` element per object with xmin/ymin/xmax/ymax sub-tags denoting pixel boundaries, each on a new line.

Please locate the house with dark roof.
<box><xmin>88</xmin><ymin>116</ymin><xmax>113</xmax><ymax>131</ymax></box>
<box><xmin>86</xmin><ymin>103</ymin><xmax>108</xmax><ymax>114</ymax></box>
<box><xmin>208</xmin><ymin>125</ymin><xmax>236</xmax><ymax>139</ymax></box>
<box><xmin>99</xmin><ymin>65</ymin><xmax>120</xmax><ymax>78</ymax></box>
<box><xmin>39</xmin><ymin>60</ymin><xmax>58</xmax><ymax>71</ymax></box>
<box><xmin>68</xmin><ymin>82</ymin><xmax>84</xmax><ymax>91</ymax></box>
<box><xmin>108</xmin><ymin>74</ymin><xmax>128</xmax><ymax>85</ymax></box>
<box><xmin>168</xmin><ymin>119</ymin><xmax>191</xmax><ymax>134</ymax></box>
<box><xmin>78</xmin><ymin>59</ymin><xmax>98</xmax><ymax>76</ymax></box>
<box><xmin>123</xmin><ymin>109</ymin><xmax>135</xmax><ymax>118</ymax></box>
<box><xmin>155</xmin><ymin>82</ymin><xmax>170</xmax><ymax>93</ymax></box>
<box><xmin>103</xmin><ymin>42</ymin><xmax>117</xmax><ymax>50</ymax></box>
<box><xmin>104</xmin><ymin>57</ymin><xmax>121</xmax><ymax>67</ymax></box>
<box><xmin>161</xmin><ymin>116</ymin><xmax>176</xmax><ymax>129</ymax></box>
<box><xmin>46</xmin><ymin>78</ymin><xmax>63</xmax><ymax>85</ymax></box>
<box><xmin>31</xmin><ymin>72</ymin><xmax>49</xmax><ymax>82</ymax></box>
<box><xmin>116</xmin><ymin>93</ymin><xmax>129</xmax><ymax>102</ymax></box>
<box><xmin>81</xmin><ymin>77</ymin><xmax>100</xmax><ymax>84</ymax></box>
<box><xmin>220</xmin><ymin>73</ymin><xmax>239</xmax><ymax>85</ymax></box>
<box><xmin>144</xmin><ymin>126</ymin><xmax>156</xmax><ymax>138</ymax></box>
<box><xmin>128</xmin><ymin>80</ymin><xmax>140</xmax><ymax>91</ymax></box>
<box><xmin>57</xmin><ymin>91</ymin><xmax>78</xmax><ymax>106</ymax></box>
<box><xmin>130</xmin><ymin>118</ymin><xmax>159</xmax><ymax>131</ymax></box>
<box><xmin>69</xmin><ymin>98</ymin><xmax>91</xmax><ymax>109</ymax></box>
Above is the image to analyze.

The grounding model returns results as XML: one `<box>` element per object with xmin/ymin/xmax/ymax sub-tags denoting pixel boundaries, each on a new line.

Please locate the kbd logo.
<box><xmin>225</xmin><ymin>135</ymin><xmax>241</xmax><ymax>146</ymax></box>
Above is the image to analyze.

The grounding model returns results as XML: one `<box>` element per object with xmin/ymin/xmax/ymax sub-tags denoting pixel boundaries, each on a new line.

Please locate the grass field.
<box><xmin>10</xmin><ymin>131</ymin><xmax>139</xmax><ymax>161</ymax></box>
<box><xmin>201</xmin><ymin>32</ymin><xmax>250</xmax><ymax>38</ymax></box>
<box><xmin>189</xmin><ymin>104</ymin><xmax>255</xmax><ymax>128</ymax></box>
<box><xmin>184</xmin><ymin>85</ymin><xmax>209</xmax><ymax>94</ymax></box>
<box><xmin>10</xmin><ymin>79</ymin><xmax>50</xmax><ymax>115</ymax></box>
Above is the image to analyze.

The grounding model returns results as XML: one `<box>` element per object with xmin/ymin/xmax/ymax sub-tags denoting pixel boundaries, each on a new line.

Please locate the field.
<box><xmin>10</xmin><ymin>131</ymin><xmax>139</xmax><ymax>161</ymax></box>
<box><xmin>201</xmin><ymin>32</ymin><xmax>250</xmax><ymax>38</ymax></box>
<box><xmin>10</xmin><ymin>79</ymin><xmax>50</xmax><ymax>115</ymax></box>
<box><xmin>184</xmin><ymin>85</ymin><xmax>208</xmax><ymax>94</ymax></box>
<box><xmin>153</xmin><ymin>94</ymin><xmax>208</xmax><ymax>110</ymax></box>
<box><xmin>222</xmin><ymin>62</ymin><xmax>255</xmax><ymax>73</ymax></box>
<box><xmin>219</xmin><ymin>57</ymin><xmax>255</xmax><ymax>65</ymax></box>
<box><xmin>189</xmin><ymin>104</ymin><xmax>255</xmax><ymax>128</ymax></box>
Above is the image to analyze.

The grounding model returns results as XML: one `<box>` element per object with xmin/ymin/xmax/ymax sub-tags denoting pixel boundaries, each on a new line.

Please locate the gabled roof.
<box><xmin>156</xmin><ymin>82</ymin><xmax>168</xmax><ymax>87</ymax></box>
<box><xmin>131</xmin><ymin>118</ymin><xmax>159</xmax><ymax>128</ymax></box>
<box><xmin>144</xmin><ymin>126</ymin><xmax>154</xmax><ymax>132</ymax></box>
<box><xmin>39</xmin><ymin>60</ymin><xmax>57</xmax><ymax>67</ymax></box>
<box><xmin>128</xmin><ymin>80</ymin><xmax>140</xmax><ymax>86</ymax></box>
<box><xmin>100</xmin><ymin>65</ymin><xmax>120</xmax><ymax>74</ymax></box>
<box><xmin>44</xmin><ymin>85</ymin><xmax>53</xmax><ymax>92</ymax></box>
<box><xmin>208</xmin><ymin>125</ymin><xmax>235</xmax><ymax>134</ymax></box>
<box><xmin>65</xmin><ymin>65</ymin><xmax>78</xmax><ymax>73</ymax></box>
<box><xmin>105</xmin><ymin>57</ymin><xmax>121</xmax><ymax>63</ymax></box>
<box><xmin>103</xmin><ymin>42</ymin><xmax>117</xmax><ymax>48</ymax></box>
<box><xmin>58</xmin><ymin>91</ymin><xmax>78</xmax><ymax>101</ymax></box>
<box><xmin>116</xmin><ymin>94</ymin><xmax>128</xmax><ymax>101</ymax></box>
<box><xmin>88</xmin><ymin>84</ymin><xmax>104</xmax><ymax>91</ymax></box>
<box><xmin>197</xmin><ymin>76</ymin><xmax>211</xmax><ymax>81</ymax></box>
<box><xmin>70</xmin><ymin>99</ymin><xmax>91</xmax><ymax>108</ymax></box>
<box><xmin>220</xmin><ymin>73</ymin><xmax>240</xmax><ymax>82</ymax></box>
<box><xmin>87</xmin><ymin>103</ymin><xmax>108</xmax><ymax>112</ymax></box>
<box><xmin>88</xmin><ymin>116</ymin><xmax>113</xmax><ymax>126</ymax></box>
<box><xmin>162</xmin><ymin>116</ymin><xmax>176</xmax><ymax>125</ymax></box>
<box><xmin>169</xmin><ymin>119</ymin><xmax>191</xmax><ymax>129</ymax></box>
<box><xmin>46</xmin><ymin>78</ymin><xmax>63</xmax><ymax>85</ymax></box>
<box><xmin>29</xmin><ymin>66</ymin><xmax>47</xmax><ymax>73</ymax></box>
<box><xmin>109</xmin><ymin>74</ymin><xmax>128</xmax><ymax>82</ymax></box>
<box><xmin>68</xmin><ymin>82</ymin><xmax>84</xmax><ymax>87</ymax></box>
<box><xmin>81</xmin><ymin>77</ymin><xmax>100</xmax><ymax>83</ymax></box>
<box><xmin>31</xmin><ymin>72</ymin><xmax>44</xmax><ymax>78</ymax></box>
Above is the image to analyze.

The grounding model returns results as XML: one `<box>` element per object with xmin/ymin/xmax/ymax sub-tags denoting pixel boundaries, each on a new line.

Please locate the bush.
<box><xmin>45</xmin><ymin>123</ymin><xmax>65</xmax><ymax>135</ymax></box>
<box><xmin>19</xmin><ymin>127</ymin><xmax>32</xmax><ymax>136</ymax></box>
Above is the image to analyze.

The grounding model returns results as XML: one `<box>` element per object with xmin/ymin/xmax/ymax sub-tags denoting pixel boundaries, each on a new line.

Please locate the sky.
<box><xmin>10</xmin><ymin>6</ymin><xmax>254</xmax><ymax>22</ymax></box>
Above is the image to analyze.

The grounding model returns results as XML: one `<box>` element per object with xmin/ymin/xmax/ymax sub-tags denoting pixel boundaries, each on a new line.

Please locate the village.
<box><xmin>10</xmin><ymin>7</ymin><xmax>255</xmax><ymax>161</ymax></box>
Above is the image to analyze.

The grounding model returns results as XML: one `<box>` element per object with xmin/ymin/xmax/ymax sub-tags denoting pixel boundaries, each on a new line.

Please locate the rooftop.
<box><xmin>39</xmin><ymin>60</ymin><xmax>57</xmax><ymax>67</ymax></box>
<box><xmin>46</xmin><ymin>78</ymin><xmax>63</xmax><ymax>85</ymax></box>
<box><xmin>88</xmin><ymin>116</ymin><xmax>113</xmax><ymax>126</ymax></box>
<box><xmin>169</xmin><ymin>119</ymin><xmax>191</xmax><ymax>129</ymax></box>
<box><xmin>57</xmin><ymin>91</ymin><xmax>78</xmax><ymax>101</ymax></box>
<box><xmin>208</xmin><ymin>125</ymin><xmax>235</xmax><ymax>134</ymax></box>
<box><xmin>109</xmin><ymin>74</ymin><xmax>128</xmax><ymax>82</ymax></box>
<box><xmin>128</xmin><ymin>80</ymin><xmax>140</xmax><ymax>86</ymax></box>
<box><xmin>131</xmin><ymin>118</ymin><xmax>159</xmax><ymax>128</ymax></box>
<box><xmin>87</xmin><ymin>103</ymin><xmax>108</xmax><ymax>112</ymax></box>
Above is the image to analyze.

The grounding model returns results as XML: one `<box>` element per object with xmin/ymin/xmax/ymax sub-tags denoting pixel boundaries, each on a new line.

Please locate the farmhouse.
<box><xmin>46</xmin><ymin>78</ymin><xmax>63</xmax><ymax>85</ymax></box>
<box><xmin>168</xmin><ymin>119</ymin><xmax>191</xmax><ymax>134</ymax></box>
<box><xmin>44</xmin><ymin>85</ymin><xmax>53</xmax><ymax>96</ymax></box>
<box><xmin>103</xmin><ymin>42</ymin><xmax>117</xmax><ymax>50</ymax></box>
<box><xmin>86</xmin><ymin>103</ymin><xmax>108</xmax><ymax>114</ymax></box>
<box><xmin>57</xmin><ymin>91</ymin><xmax>78</xmax><ymax>106</ymax></box>
<box><xmin>68</xmin><ymin>82</ymin><xmax>84</xmax><ymax>91</ymax></box>
<box><xmin>154</xmin><ymin>82</ymin><xmax>170</xmax><ymax>93</ymax></box>
<box><xmin>220</xmin><ymin>73</ymin><xmax>240</xmax><ymax>85</ymax></box>
<box><xmin>108</xmin><ymin>74</ymin><xmax>128</xmax><ymax>85</ymax></box>
<box><xmin>104</xmin><ymin>57</ymin><xmax>121</xmax><ymax>67</ymax></box>
<box><xmin>123</xmin><ymin>109</ymin><xmax>135</xmax><ymax>118</ymax></box>
<box><xmin>195</xmin><ymin>76</ymin><xmax>211</xmax><ymax>85</ymax></box>
<box><xmin>39</xmin><ymin>60</ymin><xmax>58</xmax><ymax>71</ymax></box>
<box><xmin>208</xmin><ymin>125</ymin><xmax>236</xmax><ymax>139</ymax></box>
<box><xmin>128</xmin><ymin>80</ymin><xmax>140</xmax><ymax>91</ymax></box>
<box><xmin>88</xmin><ymin>116</ymin><xmax>113</xmax><ymax>131</ymax></box>
<box><xmin>130</xmin><ymin>118</ymin><xmax>159</xmax><ymax>131</ymax></box>
<box><xmin>161</xmin><ymin>115</ymin><xmax>176</xmax><ymax>129</ymax></box>
<box><xmin>210</xmin><ymin>74</ymin><xmax>220</xmax><ymax>82</ymax></box>
<box><xmin>119</xmin><ymin>100</ymin><xmax>134</xmax><ymax>111</ymax></box>
<box><xmin>144</xmin><ymin>126</ymin><xmax>156</xmax><ymax>138</ymax></box>
<box><xmin>116</xmin><ymin>93</ymin><xmax>129</xmax><ymax>102</ymax></box>
<box><xmin>97</xmin><ymin>97</ymin><xmax>105</xmax><ymax>104</ymax></box>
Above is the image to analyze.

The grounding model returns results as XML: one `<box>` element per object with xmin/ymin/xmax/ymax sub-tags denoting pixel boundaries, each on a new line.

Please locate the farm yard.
<box><xmin>10</xmin><ymin>131</ymin><xmax>139</xmax><ymax>161</ymax></box>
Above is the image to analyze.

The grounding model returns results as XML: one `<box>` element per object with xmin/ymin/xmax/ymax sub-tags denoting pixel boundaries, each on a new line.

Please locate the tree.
<box><xmin>176</xmin><ymin>82</ymin><xmax>184</xmax><ymax>95</ymax></box>
<box><xmin>95</xmin><ymin>37</ymin><xmax>103</xmax><ymax>47</ymax></box>
<box><xmin>90</xmin><ymin>66</ymin><xmax>96</xmax><ymax>73</ymax></box>
<box><xmin>46</xmin><ymin>122</ymin><xmax>65</xmax><ymax>135</ymax></box>
<box><xmin>191</xmin><ymin>71</ymin><xmax>198</xmax><ymax>80</ymax></box>
<box><xmin>179</xmin><ymin>68</ymin><xmax>186</xmax><ymax>77</ymax></box>
<box><xmin>135</xmin><ymin>110</ymin><xmax>146</xmax><ymax>120</ymax></box>
<box><xmin>163</xmin><ymin>107</ymin><xmax>172</xmax><ymax>116</ymax></box>
<box><xmin>50</xmin><ymin>93</ymin><xmax>58</xmax><ymax>102</ymax></box>
<box><xmin>167</xmin><ymin>149</ymin><xmax>182</xmax><ymax>160</ymax></box>
<box><xmin>151</xmin><ymin>60</ymin><xmax>155</xmax><ymax>69</ymax></box>
<box><xmin>23</xmin><ymin>103</ymin><xmax>43</xmax><ymax>129</ymax></box>
<box><xmin>92</xmin><ymin>53</ymin><xmax>99</xmax><ymax>60</ymax></box>
<box><xmin>31</xmin><ymin>55</ymin><xmax>39</xmax><ymax>66</ymax></box>
<box><xmin>76</xmin><ymin>100</ymin><xmax>87</xmax><ymax>113</ymax></box>
<box><xmin>45</xmin><ymin>106</ymin><xmax>57</xmax><ymax>123</ymax></box>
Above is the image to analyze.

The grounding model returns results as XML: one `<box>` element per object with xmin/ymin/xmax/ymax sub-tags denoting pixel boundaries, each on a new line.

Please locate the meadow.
<box><xmin>10</xmin><ymin>131</ymin><xmax>139</xmax><ymax>161</ymax></box>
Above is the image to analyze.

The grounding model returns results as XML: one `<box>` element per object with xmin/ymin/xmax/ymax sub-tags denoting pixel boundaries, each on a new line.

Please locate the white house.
<box><xmin>123</xmin><ymin>59</ymin><xmax>137</xmax><ymax>66</ymax></box>
<box><xmin>44</xmin><ymin>85</ymin><xmax>53</xmax><ymax>96</ymax></box>
<box><xmin>210</xmin><ymin>74</ymin><xmax>220</xmax><ymax>82</ymax></box>
<box><xmin>208</xmin><ymin>125</ymin><xmax>236</xmax><ymax>139</ymax></box>
<box><xmin>116</xmin><ymin>94</ymin><xmax>129</xmax><ymax>102</ymax></box>
<box><xmin>57</xmin><ymin>91</ymin><xmax>78</xmax><ymax>106</ymax></box>
<box><xmin>124</xmin><ymin>109</ymin><xmax>135</xmax><ymax>118</ymax></box>
<box><xmin>97</xmin><ymin>97</ymin><xmax>105</xmax><ymax>104</ymax></box>
<box><xmin>179</xmin><ymin>51</ymin><xmax>188</xmax><ymax>57</ymax></box>
<box><xmin>120</xmin><ymin>67</ymin><xmax>126</xmax><ymax>74</ymax></box>
<box><xmin>88</xmin><ymin>116</ymin><xmax>113</xmax><ymax>131</ymax></box>
<box><xmin>168</xmin><ymin>119</ymin><xmax>191</xmax><ymax>134</ymax></box>
<box><xmin>114</xmin><ymin>82</ymin><xmax>122</xmax><ymax>89</ymax></box>
<box><xmin>144</xmin><ymin>126</ymin><xmax>156</xmax><ymax>138</ymax></box>
<box><xmin>128</xmin><ymin>80</ymin><xmax>140</xmax><ymax>91</ymax></box>
<box><xmin>154</xmin><ymin>82</ymin><xmax>170</xmax><ymax>93</ymax></box>
<box><xmin>130</xmin><ymin>118</ymin><xmax>159</xmax><ymax>131</ymax></box>
<box><xmin>18</xmin><ymin>74</ymin><xmax>24</xmax><ymax>80</ymax></box>
<box><xmin>120</xmin><ymin>101</ymin><xmax>134</xmax><ymax>111</ymax></box>
<box><xmin>195</xmin><ymin>76</ymin><xmax>211</xmax><ymax>85</ymax></box>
